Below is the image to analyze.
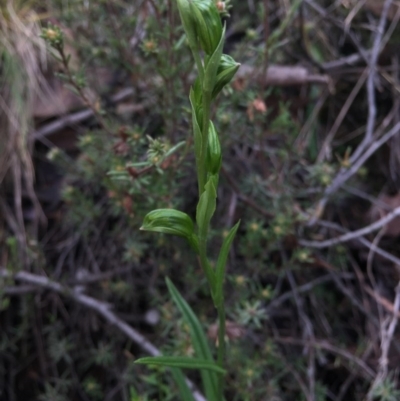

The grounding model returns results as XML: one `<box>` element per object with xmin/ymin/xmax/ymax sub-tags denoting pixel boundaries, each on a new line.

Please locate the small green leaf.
<box><xmin>170</xmin><ymin>369</ymin><xmax>196</xmax><ymax>401</ymax></box>
<box><xmin>141</xmin><ymin>209</ymin><xmax>193</xmax><ymax>237</ymax></box>
<box><xmin>189</xmin><ymin>88</ymin><xmax>203</xmax><ymax>168</ymax></box>
<box><xmin>141</xmin><ymin>209</ymin><xmax>198</xmax><ymax>252</ymax></box>
<box><xmin>206</xmin><ymin>121</ymin><xmax>222</xmax><ymax>175</ymax></box>
<box><xmin>215</xmin><ymin>221</ymin><xmax>240</xmax><ymax>306</ymax></box>
<box><xmin>135</xmin><ymin>356</ymin><xmax>226</xmax><ymax>374</ymax></box>
<box><xmin>196</xmin><ymin>175</ymin><xmax>217</xmax><ymax>239</ymax></box>
<box><xmin>192</xmin><ymin>78</ymin><xmax>203</xmax><ymax>107</ymax></box>
<box><xmin>203</xmin><ymin>24</ymin><xmax>225</xmax><ymax>94</ymax></box>
<box><xmin>212</xmin><ymin>54</ymin><xmax>240</xmax><ymax>99</ymax></box>
<box><xmin>190</xmin><ymin>78</ymin><xmax>204</xmax><ymax>129</ymax></box>
<box><xmin>164</xmin><ymin>140</ymin><xmax>186</xmax><ymax>159</ymax></box>
<box><xmin>166</xmin><ymin>278</ymin><xmax>219</xmax><ymax>399</ymax></box>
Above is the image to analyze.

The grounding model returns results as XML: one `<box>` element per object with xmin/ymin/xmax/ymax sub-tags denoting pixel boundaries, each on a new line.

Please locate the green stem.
<box><xmin>198</xmin><ymin>237</ymin><xmax>216</xmax><ymax>299</ymax></box>
<box><xmin>217</xmin><ymin>302</ymin><xmax>226</xmax><ymax>399</ymax></box>
<box><xmin>190</xmin><ymin>48</ymin><xmax>205</xmax><ymax>195</ymax></box>
<box><xmin>192</xmin><ymin>38</ymin><xmax>226</xmax><ymax>400</ymax></box>
<box><xmin>199</xmin><ymin>90</ymin><xmax>212</xmax><ymax>194</ymax></box>
<box><xmin>191</xmin><ymin>48</ymin><xmax>204</xmax><ymax>83</ymax></box>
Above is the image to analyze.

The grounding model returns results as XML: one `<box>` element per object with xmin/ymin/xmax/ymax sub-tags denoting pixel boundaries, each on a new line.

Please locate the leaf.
<box><xmin>196</xmin><ymin>175</ymin><xmax>217</xmax><ymax>239</ymax></box>
<box><xmin>189</xmin><ymin>88</ymin><xmax>203</xmax><ymax>169</ymax></box>
<box><xmin>170</xmin><ymin>368</ymin><xmax>196</xmax><ymax>401</ymax></box>
<box><xmin>215</xmin><ymin>221</ymin><xmax>240</xmax><ymax>306</ymax></box>
<box><xmin>203</xmin><ymin>24</ymin><xmax>225</xmax><ymax>94</ymax></box>
<box><xmin>141</xmin><ymin>209</ymin><xmax>199</xmax><ymax>253</ymax></box>
<box><xmin>164</xmin><ymin>141</ymin><xmax>186</xmax><ymax>159</ymax></box>
<box><xmin>135</xmin><ymin>356</ymin><xmax>226</xmax><ymax>374</ymax></box>
<box><xmin>206</xmin><ymin>121</ymin><xmax>222</xmax><ymax>175</ymax></box>
<box><xmin>166</xmin><ymin>278</ymin><xmax>219</xmax><ymax>400</ymax></box>
<box><xmin>141</xmin><ymin>209</ymin><xmax>194</xmax><ymax>238</ymax></box>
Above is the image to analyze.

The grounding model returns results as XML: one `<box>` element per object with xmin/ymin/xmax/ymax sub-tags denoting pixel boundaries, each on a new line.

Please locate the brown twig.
<box><xmin>364</xmin><ymin>285</ymin><xmax>400</xmax><ymax>319</ymax></box>
<box><xmin>308</xmin><ymin>0</ymin><xmax>396</xmax><ymax>225</ymax></box>
<box><xmin>275</xmin><ymin>337</ymin><xmax>375</xmax><ymax>379</ymax></box>
<box><xmin>367</xmin><ymin>283</ymin><xmax>400</xmax><ymax>400</ymax></box>
<box><xmin>302</xmin><ymin>204</ymin><xmax>400</xmax><ymax>249</ymax></box>
<box><xmin>349</xmin><ymin>0</ymin><xmax>394</xmax><ymax>164</ymax></box>
<box><xmin>317</xmin><ymin>68</ymin><xmax>368</xmax><ymax>162</ymax></box>
<box><xmin>285</xmin><ymin>268</ymin><xmax>316</xmax><ymax>401</ymax></box>
<box><xmin>0</xmin><ymin>268</ymin><xmax>208</xmax><ymax>401</ymax></box>
<box><xmin>308</xmin><ymin>120</ymin><xmax>400</xmax><ymax>225</ymax></box>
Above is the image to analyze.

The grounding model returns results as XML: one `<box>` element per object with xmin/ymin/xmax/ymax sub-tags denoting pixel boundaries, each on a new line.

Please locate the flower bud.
<box><xmin>206</xmin><ymin>121</ymin><xmax>222</xmax><ymax>175</ymax></box>
<box><xmin>212</xmin><ymin>54</ymin><xmax>240</xmax><ymax>99</ymax></box>
<box><xmin>176</xmin><ymin>0</ymin><xmax>199</xmax><ymax>51</ymax></box>
<box><xmin>191</xmin><ymin>0</ymin><xmax>223</xmax><ymax>55</ymax></box>
<box><xmin>41</xmin><ymin>24</ymin><xmax>64</xmax><ymax>49</ymax></box>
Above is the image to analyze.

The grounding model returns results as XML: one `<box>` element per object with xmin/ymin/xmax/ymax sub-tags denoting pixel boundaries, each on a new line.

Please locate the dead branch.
<box><xmin>300</xmin><ymin>219</ymin><xmax>400</xmax><ymax>268</ymax></box>
<box><xmin>308</xmin><ymin>120</ymin><xmax>400</xmax><ymax>225</ymax></box>
<box><xmin>0</xmin><ymin>268</ymin><xmax>207</xmax><ymax>401</ymax></box>
<box><xmin>367</xmin><ymin>283</ymin><xmax>400</xmax><ymax>400</ymax></box>
<box><xmin>274</xmin><ymin>337</ymin><xmax>375</xmax><ymax>379</ymax></box>
<box><xmin>236</xmin><ymin>64</ymin><xmax>331</xmax><ymax>87</ymax></box>
<box><xmin>303</xmin><ymin>204</ymin><xmax>400</xmax><ymax>249</ymax></box>
<box><xmin>350</xmin><ymin>0</ymin><xmax>394</xmax><ymax>164</ymax></box>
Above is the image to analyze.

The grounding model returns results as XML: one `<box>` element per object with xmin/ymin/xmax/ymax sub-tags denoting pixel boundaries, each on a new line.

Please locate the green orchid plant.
<box><xmin>135</xmin><ymin>1</ymin><xmax>240</xmax><ymax>400</ymax></box>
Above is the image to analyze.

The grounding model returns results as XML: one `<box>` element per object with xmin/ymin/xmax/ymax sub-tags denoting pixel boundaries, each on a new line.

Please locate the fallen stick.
<box><xmin>0</xmin><ymin>268</ymin><xmax>208</xmax><ymax>401</ymax></box>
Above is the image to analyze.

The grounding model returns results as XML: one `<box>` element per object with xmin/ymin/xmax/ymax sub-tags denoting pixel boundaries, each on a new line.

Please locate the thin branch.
<box><xmin>237</xmin><ymin>64</ymin><xmax>331</xmax><ymax>87</ymax></box>
<box><xmin>342</xmin><ymin>184</ymin><xmax>393</xmax><ymax>211</ymax></box>
<box><xmin>317</xmin><ymin>68</ymin><xmax>368</xmax><ymax>162</ymax></box>
<box><xmin>3</xmin><ymin>285</ymin><xmax>38</xmax><ymax>295</ymax></box>
<box><xmin>309</xmin><ymin>219</ymin><xmax>400</xmax><ymax>267</ymax></box>
<box><xmin>307</xmin><ymin>0</ymin><xmax>396</xmax><ymax>225</ymax></box>
<box><xmin>367</xmin><ymin>283</ymin><xmax>400</xmax><ymax>400</ymax></box>
<box><xmin>350</xmin><ymin>0</ymin><xmax>394</xmax><ymax>164</ymax></box>
<box><xmin>265</xmin><ymin>273</ymin><xmax>354</xmax><ymax>314</ymax></box>
<box><xmin>329</xmin><ymin>119</ymin><xmax>400</xmax><ymax>197</ymax></box>
<box><xmin>275</xmin><ymin>337</ymin><xmax>375</xmax><ymax>379</ymax></box>
<box><xmin>285</xmin><ymin>270</ymin><xmax>316</xmax><ymax>401</ymax></box>
<box><xmin>32</xmin><ymin>62</ymin><xmax>330</xmax><ymax>143</ymax></box>
<box><xmin>301</xmin><ymin>204</ymin><xmax>400</xmax><ymax>248</ymax></box>
<box><xmin>321</xmin><ymin>51</ymin><xmax>371</xmax><ymax>71</ymax></box>
<box><xmin>32</xmin><ymin>87</ymin><xmax>140</xmax><ymax>141</ymax></box>
<box><xmin>308</xmin><ymin>120</ymin><xmax>400</xmax><ymax>224</ymax></box>
<box><xmin>364</xmin><ymin>285</ymin><xmax>400</xmax><ymax>319</ymax></box>
<box><xmin>381</xmin><ymin>284</ymin><xmax>400</xmax><ymax>367</ymax></box>
<box><xmin>295</xmin><ymin>87</ymin><xmax>330</xmax><ymax>152</ymax></box>
<box><xmin>0</xmin><ymin>269</ymin><xmax>207</xmax><ymax>401</ymax></box>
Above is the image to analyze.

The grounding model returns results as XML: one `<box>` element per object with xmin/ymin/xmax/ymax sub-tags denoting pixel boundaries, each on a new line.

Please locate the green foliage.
<box><xmin>135</xmin><ymin>356</ymin><xmax>225</xmax><ymax>374</ymax></box>
<box><xmin>4</xmin><ymin>1</ymin><xmax>400</xmax><ymax>401</ymax></box>
<box><xmin>139</xmin><ymin>3</ymin><xmax>240</xmax><ymax>398</ymax></box>
<box><xmin>83</xmin><ymin>377</ymin><xmax>103</xmax><ymax>400</ymax></box>
<box><xmin>141</xmin><ymin>209</ymin><xmax>197</xmax><ymax>247</ymax></box>
<box><xmin>371</xmin><ymin>376</ymin><xmax>400</xmax><ymax>401</ymax></box>
<box><xmin>165</xmin><ymin>277</ymin><xmax>219</xmax><ymax>400</ymax></box>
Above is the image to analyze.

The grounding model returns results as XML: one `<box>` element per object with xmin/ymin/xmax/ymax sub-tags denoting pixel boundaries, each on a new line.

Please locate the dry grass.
<box><xmin>0</xmin><ymin>0</ymin><xmax>49</xmax><ymax>262</ymax></box>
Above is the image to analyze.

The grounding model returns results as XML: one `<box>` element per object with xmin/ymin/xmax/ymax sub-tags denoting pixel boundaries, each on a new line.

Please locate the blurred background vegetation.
<box><xmin>2</xmin><ymin>0</ymin><xmax>400</xmax><ymax>400</ymax></box>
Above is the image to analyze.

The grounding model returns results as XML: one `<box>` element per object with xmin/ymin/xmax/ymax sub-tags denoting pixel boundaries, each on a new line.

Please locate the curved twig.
<box><xmin>0</xmin><ymin>269</ymin><xmax>207</xmax><ymax>401</ymax></box>
<box><xmin>302</xmin><ymin>205</ymin><xmax>400</xmax><ymax>249</ymax></box>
